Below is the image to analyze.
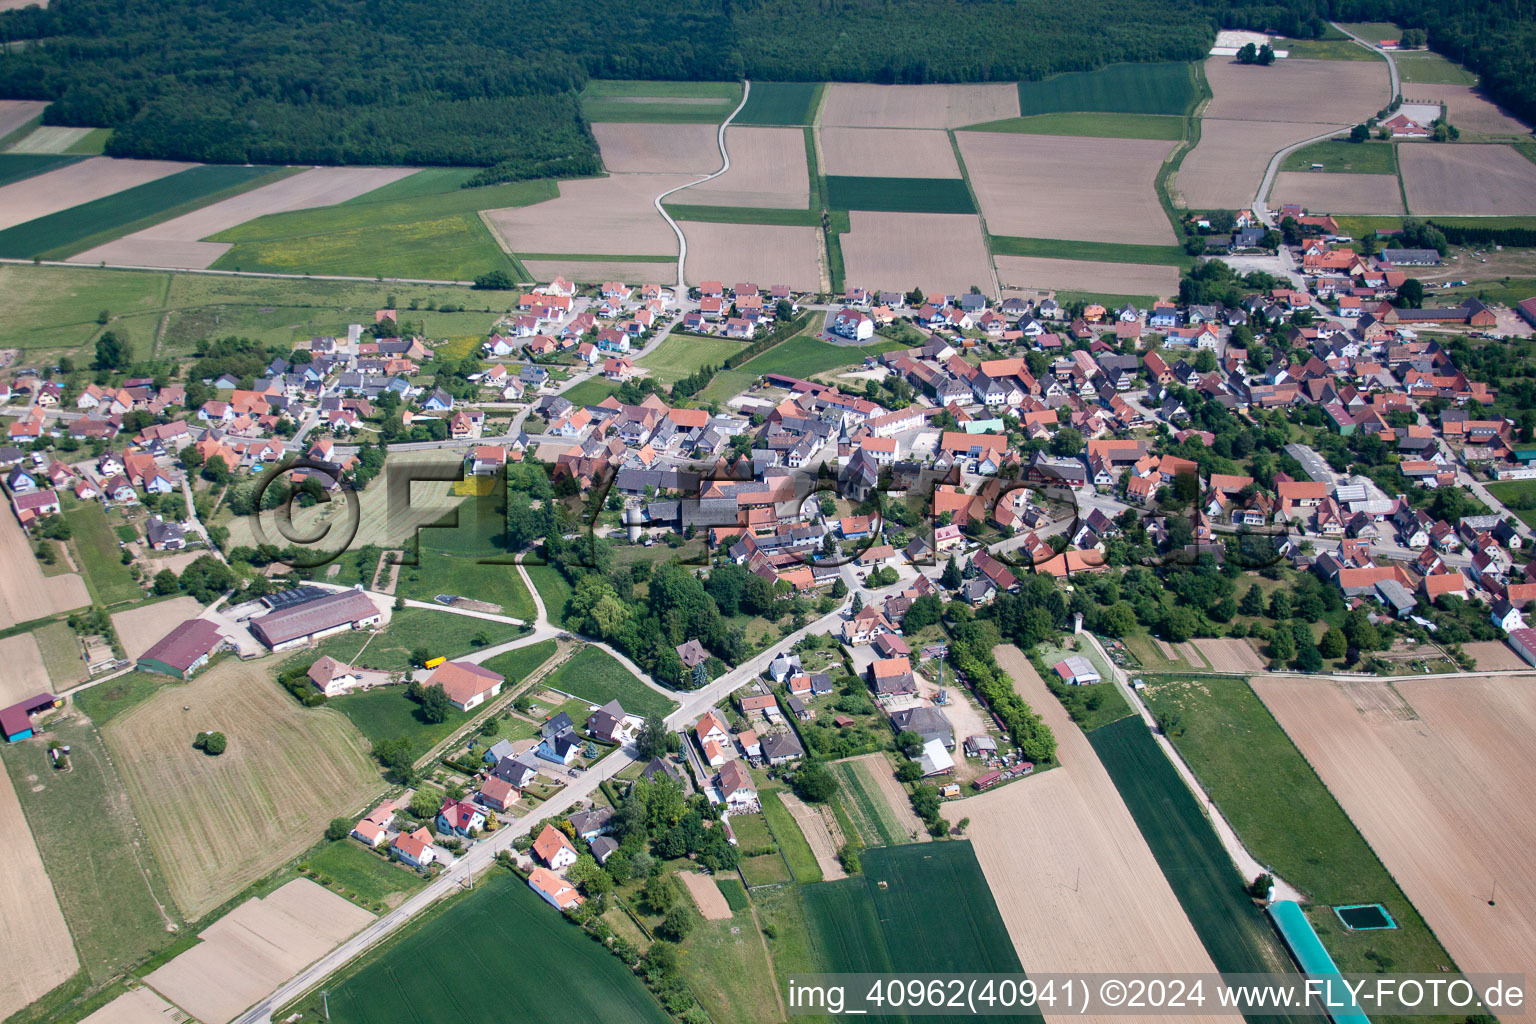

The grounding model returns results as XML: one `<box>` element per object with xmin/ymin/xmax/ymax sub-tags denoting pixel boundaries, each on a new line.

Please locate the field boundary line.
<box><xmin>947</xmin><ymin>128</ymin><xmax>1002</xmax><ymax>298</ymax></box>
<box><xmin>655</xmin><ymin>79</ymin><xmax>752</xmax><ymax>289</ymax></box>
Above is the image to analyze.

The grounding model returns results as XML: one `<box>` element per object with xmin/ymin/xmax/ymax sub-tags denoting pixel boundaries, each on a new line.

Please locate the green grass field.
<box><xmin>662</xmin><ymin>204</ymin><xmax>818</xmax><ymax>225</ymax></box>
<box><xmin>303</xmin><ymin>837</ymin><xmax>426</xmax><ymax>910</ymax></box>
<box><xmin>737</xmin><ymin>332</ymin><xmax>905</xmax><ymax>379</ymax></box>
<box><xmin>1016</xmin><ymin>61</ymin><xmax>1199</xmax><ymax>116</ymax></box>
<box><xmin>478</xmin><ymin>638</ymin><xmax>560</xmax><ymax>689</ymax></box>
<box><xmin>637</xmin><ymin>332</ymin><xmax>748</xmax><ymax>385</ymax></box>
<box><xmin>962</xmin><ymin>112</ymin><xmax>1187</xmax><ymax>140</ymax></box>
<box><xmin>734</xmin><ymin>81</ymin><xmax>822</xmax><ymax>125</ymax></box>
<box><xmin>33</xmin><ymin>619</ymin><xmax>86</xmax><ymax>688</ymax></box>
<box><xmin>1395</xmin><ymin>51</ymin><xmax>1478</xmax><ymax>85</ymax></box>
<box><xmin>0</xmin><ymin>153</ymin><xmax>82</xmax><ymax>188</ymax></box>
<box><xmin>1088</xmin><ymin>716</ymin><xmax>1311</xmax><ymax>1010</ymax></box>
<box><xmin>1337</xmin><ymin>21</ymin><xmax>1402</xmax><ymax>42</ymax></box>
<box><xmin>825</xmin><ymin>175</ymin><xmax>974</xmax><ymax>214</ymax></box>
<box><xmin>1137</xmin><ymin>676</ymin><xmax>1460</xmax><ymax>979</ymax></box>
<box><xmin>681</xmin><ymin>914</ymin><xmax>783</xmax><ymax>1024</ymax></box>
<box><xmin>0</xmin><ymin>164</ymin><xmax>286</xmax><ymax>259</ymax></box>
<box><xmin>988</xmin><ymin>233</ymin><xmax>1191</xmax><ymax>268</ymax></box>
<box><xmin>523</xmin><ymin>563</ymin><xmax>575</xmax><ymax>627</ymax></box>
<box><xmin>828</xmin><ymin>758</ymin><xmax>903</xmax><ymax>847</ymax></box>
<box><xmin>1273</xmin><ymin>36</ymin><xmax>1378</xmax><ymax>60</ymax></box>
<box><xmin>580</xmin><ymin>79</ymin><xmax>741</xmax><ymax>123</ymax></box>
<box><xmin>211</xmin><ymin>176</ymin><xmax>554</xmax><ymax>280</ymax></box>
<box><xmin>324</xmin><ymin>683</ymin><xmax>477</xmax><ymax>761</ymax></box>
<box><xmin>760</xmin><ymin>789</ymin><xmax>822</xmax><ymax>883</ymax></box>
<box><xmin>395</xmin><ymin>550</ymin><xmax>536</xmax><ymax>619</ymax></box>
<box><xmin>1281</xmin><ymin>138</ymin><xmax>1398</xmax><ymax>174</ymax></box>
<box><xmin>559</xmin><ymin>377</ymin><xmax>622</xmax><ymax>406</ymax></box>
<box><xmin>73</xmin><ymin>671</ymin><xmax>174</xmax><ymax>726</ymax></box>
<box><xmin>716</xmin><ymin>876</ymin><xmax>749</xmax><ymax>911</ymax></box>
<box><xmin>696</xmin><ymin>367</ymin><xmax>758</xmax><ymax>406</ymax></box>
<box><xmin>1</xmin><ymin>718</ymin><xmax>182</xmax><ymax>982</ymax></box>
<box><xmin>66</xmin><ymin>503</ymin><xmax>142</xmax><ymax>607</ymax></box>
<box><xmin>1053</xmin><ymin>288</ymin><xmax>1159</xmax><ymax>309</ymax></box>
<box><xmin>543</xmin><ymin>645</ymin><xmax>677</xmax><ymax>718</ymax></box>
<box><xmin>62</xmin><ymin>127</ymin><xmax>113</xmax><ymax>155</ymax></box>
<box><xmin>1487</xmin><ymin>480</ymin><xmax>1536</xmax><ymax>528</ymax></box>
<box><xmin>304</xmin><ymin>607</ymin><xmax>522</xmax><ymax>675</ymax></box>
<box><xmin>307</xmin><ymin>872</ymin><xmax>670</xmax><ymax>1023</ymax></box>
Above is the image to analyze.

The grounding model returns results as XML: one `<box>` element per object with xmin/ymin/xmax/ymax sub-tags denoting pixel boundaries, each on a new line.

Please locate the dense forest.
<box><xmin>0</xmin><ymin>0</ymin><xmax>1531</xmax><ymax>172</ymax></box>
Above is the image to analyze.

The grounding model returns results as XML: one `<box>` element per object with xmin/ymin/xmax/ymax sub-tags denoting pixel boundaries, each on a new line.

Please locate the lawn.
<box><xmin>478</xmin><ymin>638</ymin><xmax>560</xmax><ymax>689</ymax></box>
<box><xmin>825</xmin><ymin>175</ymin><xmax>975</xmax><ymax>214</ymax></box>
<box><xmin>716</xmin><ymin>876</ymin><xmax>749</xmax><ymax>911</ymax></box>
<box><xmin>1052</xmin><ymin>288</ymin><xmax>1159</xmax><ymax>309</ymax></box>
<box><xmin>0</xmin><ymin>164</ymin><xmax>287</xmax><ymax>259</ymax></box>
<box><xmin>73</xmin><ymin>671</ymin><xmax>175</xmax><ymax>726</ymax></box>
<box><xmin>760</xmin><ymin>788</ymin><xmax>822</xmax><ymax>883</ymax></box>
<box><xmin>737</xmin><ymin>332</ymin><xmax>906</xmax><ymax>379</ymax></box>
<box><xmin>1136</xmin><ymin>676</ymin><xmax>1460</xmax><ymax>979</ymax></box>
<box><xmin>1087</xmin><ymin>716</ymin><xmax>1312</xmax><ymax>1014</ymax></box>
<box><xmin>740</xmin><ymin>848</ymin><xmax>793</xmax><ymax>887</ymax></box>
<box><xmin>523</xmin><ymin>563</ymin><xmax>575</xmax><ymax>627</ymax></box>
<box><xmin>322</xmin><ymin>684</ymin><xmax>477</xmax><ymax>762</ymax></box>
<box><xmin>305</xmin><ymin>607</ymin><xmax>522</xmax><ymax>676</ymax></box>
<box><xmin>0</xmin><ymin>153</ymin><xmax>82</xmax><ymax>188</ymax></box>
<box><xmin>299</xmin><ymin>872</ymin><xmax>671</xmax><ymax>1023</ymax></box>
<box><xmin>543</xmin><ymin>645</ymin><xmax>677</xmax><ymax>718</ymax></box>
<box><xmin>396</xmin><ymin>549</ymin><xmax>537</xmax><ymax>620</ymax></box>
<box><xmin>1487</xmin><ymin>479</ymin><xmax>1536</xmax><ymax>528</ymax></box>
<box><xmin>988</xmin><ymin>234</ymin><xmax>1191</xmax><ymax>268</ymax></box>
<box><xmin>1395</xmin><ymin>51</ymin><xmax>1478</xmax><ymax>86</ymax></box>
<box><xmin>559</xmin><ymin>376</ymin><xmax>622</xmax><ymax>407</ymax></box>
<box><xmin>638</xmin><ymin>332</ymin><xmax>748</xmax><ymax>385</ymax></box>
<box><xmin>0</xmin><ymin>717</ymin><xmax>183</xmax><ymax>983</ymax></box>
<box><xmin>734</xmin><ymin>81</ymin><xmax>822</xmax><ymax>125</ymax></box>
<box><xmin>680</xmin><ymin>913</ymin><xmax>783</xmax><ymax>1024</ymax></box>
<box><xmin>1281</xmin><ymin>138</ymin><xmax>1399</xmax><ymax>174</ymax></box>
<box><xmin>580</xmin><ymin>79</ymin><xmax>741</xmax><ymax>123</ymax></box>
<box><xmin>696</xmin><ymin>367</ymin><xmax>758</xmax><ymax>406</ymax></box>
<box><xmin>210</xmin><ymin>176</ymin><xmax>556</xmax><ymax>281</ymax></box>
<box><xmin>66</xmin><ymin>503</ymin><xmax>142</xmax><ymax>607</ymax></box>
<box><xmin>964</xmin><ymin>111</ymin><xmax>1186</xmax><ymax>140</ymax></box>
<box><xmin>1014</xmin><ymin>61</ymin><xmax>1199</xmax><ymax>116</ymax></box>
<box><xmin>303</xmin><ymin>837</ymin><xmax>426</xmax><ymax>911</ymax></box>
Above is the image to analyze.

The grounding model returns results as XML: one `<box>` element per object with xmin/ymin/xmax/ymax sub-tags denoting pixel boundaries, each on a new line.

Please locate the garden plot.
<box><xmin>950</xmin><ymin>647</ymin><xmax>1239</xmax><ymax>1022</ymax></box>
<box><xmin>0</xmin><ymin>632</ymin><xmax>51</xmax><ymax>706</ymax></box>
<box><xmin>111</xmin><ymin>596</ymin><xmax>206</xmax><ymax>661</ymax></box>
<box><xmin>680</xmin><ymin>869</ymin><xmax>733</xmax><ymax>920</ymax></box>
<box><xmin>820</xmin><ymin>83</ymin><xmax>1019</xmax><ymax>129</ymax></box>
<box><xmin>591</xmin><ymin>122</ymin><xmax>720</xmax><ymax>174</ymax></box>
<box><xmin>0</xmin><ymin>759</ymin><xmax>79</xmax><ymax>1021</ymax></box>
<box><xmin>840</xmin><ymin>211</ymin><xmax>995</xmax><ymax>297</ymax></box>
<box><xmin>1406</xmin><ymin>84</ymin><xmax>1530</xmax><ymax>135</ymax></box>
<box><xmin>819</xmin><ymin>127</ymin><xmax>961</xmax><ymax>178</ymax></box>
<box><xmin>1399</xmin><ymin>144</ymin><xmax>1536</xmax><ymax>216</ymax></box>
<box><xmin>0</xmin><ymin>99</ymin><xmax>45</xmax><ymax>139</ymax></box>
<box><xmin>1176</xmin><ymin>119</ymin><xmax>1345</xmax><ymax>210</ymax></box>
<box><xmin>145</xmin><ymin>878</ymin><xmax>373</xmax><ymax>1024</ymax></box>
<box><xmin>993</xmin><ymin>255</ymin><xmax>1179</xmax><ymax>297</ymax></box>
<box><xmin>0</xmin><ymin>511</ymin><xmax>89</xmax><ymax>629</ymax></box>
<box><xmin>682</xmin><ymin>221</ymin><xmax>822</xmax><ymax>291</ymax></box>
<box><xmin>69</xmin><ymin>166</ymin><xmax>416</xmax><ymax>270</ymax></box>
<box><xmin>1271</xmin><ymin>171</ymin><xmax>1404</xmax><ymax>214</ymax></box>
<box><xmin>522</xmin><ymin>258</ymin><xmax>675</xmax><ymax>284</ymax></box>
<box><xmin>1202</xmin><ymin>57</ymin><xmax>1389</xmax><ymax>124</ymax></box>
<box><xmin>956</xmin><ymin>131</ymin><xmax>1176</xmax><ymax>244</ymax></box>
<box><xmin>675</xmin><ymin>126</ymin><xmax>808</xmax><ymax>207</ymax></box>
<box><xmin>0</xmin><ymin>157</ymin><xmax>196</xmax><ymax>232</ymax></box>
<box><xmin>1255</xmin><ymin>674</ymin><xmax>1536</xmax><ymax>988</ymax></box>
<box><xmin>484</xmin><ymin>173</ymin><xmax>691</xmax><ymax>258</ymax></box>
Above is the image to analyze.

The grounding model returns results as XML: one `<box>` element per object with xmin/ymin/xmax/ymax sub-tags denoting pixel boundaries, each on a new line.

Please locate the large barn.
<box><xmin>138</xmin><ymin>618</ymin><xmax>226</xmax><ymax>679</ymax></box>
<box><xmin>249</xmin><ymin>589</ymin><xmax>382</xmax><ymax>651</ymax></box>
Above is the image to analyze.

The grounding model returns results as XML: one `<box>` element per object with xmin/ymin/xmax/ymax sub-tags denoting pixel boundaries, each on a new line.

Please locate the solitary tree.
<box><xmin>418</xmin><ymin>684</ymin><xmax>452</xmax><ymax>724</ymax></box>
<box><xmin>635</xmin><ymin>715</ymin><xmax>670</xmax><ymax>760</ymax></box>
<box><xmin>326</xmin><ymin>818</ymin><xmax>352</xmax><ymax>841</ymax></box>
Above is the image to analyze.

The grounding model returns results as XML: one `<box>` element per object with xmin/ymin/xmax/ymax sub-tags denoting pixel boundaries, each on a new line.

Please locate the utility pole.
<box><xmin>321</xmin><ymin>990</ymin><xmax>330</xmax><ymax>1021</ymax></box>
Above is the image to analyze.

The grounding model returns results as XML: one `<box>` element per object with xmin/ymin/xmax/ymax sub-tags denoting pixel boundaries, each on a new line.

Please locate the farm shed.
<box><xmin>1052</xmin><ymin>655</ymin><xmax>1101</xmax><ymax>686</ymax></box>
<box><xmin>137</xmin><ymin>618</ymin><xmax>225</xmax><ymax>679</ymax></box>
<box><xmin>249</xmin><ymin>588</ymin><xmax>382</xmax><ymax>650</ymax></box>
<box><xmin>0</xmin><ymin>692</ymin><xmax>60</xmax><ymax>742</ymax></box>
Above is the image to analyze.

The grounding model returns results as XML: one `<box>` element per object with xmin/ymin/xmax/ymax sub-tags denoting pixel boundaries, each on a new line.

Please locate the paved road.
<box><xmin>1333</xmin><ymin>22</ymin><xmax>1400</xmax><ymax>98</ymax></box>
<box><xmin>653</xmin><ymin>80</ymin><xmax>751</xmax><ymax>290</ymax></box>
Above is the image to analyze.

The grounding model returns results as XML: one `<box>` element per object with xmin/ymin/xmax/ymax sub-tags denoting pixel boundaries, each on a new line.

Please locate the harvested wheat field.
<box><xmin>591</xmin><ymin>122</ymin><xmax>719</xmax><ymax>174</ymax></box>
<box><xmin>1460</xmin><ymin>640</ymin><xmax>1529</xmax><ymax>672</ymax></box>
<box><xmin>679</xmin><ymin>869</ymin><xmax>733</xmax><ymax>920</ymax></box>
<box><xmin>1255</xmin><ymin>674</ymin><xmax>1536</xmax><ymax>986</ymax></box>
<box><xmin>146</xmin><ymin>878</ymin><xmax>373</xmax><ymax>1024</ymax></box>
<box><xmin>6</xmin><ymin>126</ymin><xmax>94</xmax><ymax>154</ymax></box>
<box><xmin>821</xmin><ymin>83</ymin><xmax>1020</xmax><ymax>129</ymax></box>
<box><xmin>0</xmin><ymin>633</ymin><xmax>51</xmax><ymax>707</ymax></box>
<box><xmin>957</xmin><ymin>132</ymin><xmax>1176</xmax><ymax>244</ymax></box>
<box><xmin>683</xmin><ymin>221</ymin><xmax>822</xmax><ymax>291</ymax></box>
<box><xmin>1191</xmin><ymin>637</ymin><xmax>1266</xmax><ymax>674</ymax></box>
<box><xmin>1399</xmin><ymin>144</ymin><xmax>1536</xmax><ymax>216</ymax></box>
<box><xmin>948</xmin><ymin>648</ymin><xmax>1237</xmax><ymax>1022</ymax></box>
<box><xmin>1408</xmin><ymin>84</ymin><xmax>1530</xmax><ymax>136</ymax></box>
<box><xmin>484</xmin><ymin>173</ymin><xmax>690</xmax><ymax>258</ymax></box>
<box><xmin>0</xmin><ymin>513</ymin><xmax>89</xmax><ymax>630</ymax></box>
<box><xmin>523</xmin><ymin>258</ymin><xmax>675</xmax><ymax>284</ymax></box>
<box><xmin>780</xmin><ymin>790</ymin><xmax>847</xmax><ymax>881</ymax></box>
<box><xmin>1271</xmin><ymin>170</ymin><xmax>1404</xmax><ymax>214</ymax></box>
<box><xmin>994</xmin><ymin>255</ymin><xmax>1179</xmax><ymax>297</ymax></box>
<box><xmin>111</xmin><ymin>596</ymin><xmax>206</xmax><ymax>662</ymax></box>
<box><xmin>1204</xmin><ymin>57</ymin><xmax>1389</xmax><ymax>124</ymax></box>
<box><xmin>0</xmin><ymin>157</ymin><xmax>196</xmax><ymax>232</ymax></box>
<box><xmin>104</xmin><ymin>659</ymin><xmax>381</xmax><ymax>919</ymax></box>
<box><xmin>675</xmin><ymin>126</ymin><xmax>808</xmax><ymax>208</ymax></box>
<box><xmin>0</xmin><ymin>758</ymin><xmax>79</xmax><ymax>1020</ymax></box>
<box><xmin>78</xmin><ymin>987</ymin><xmax>180</xmax><ymax>1024</ymax></box>
<box><xmin>0</xmin><ymin>100</ymin><xmax>46</xmax><ymax>139</ymax></box>
<box><xmin>69</xmin><ymin>166</ymin><xmax>416</xmax><ymax>270</ymax></box>
<box><xmin>819</xmin><ymin>127</ymin><xmax>961</xmax><ymax>178</ymax></box>
<box><xmin>841</xmin><ymin>211</ymin><xmax>995</xmax><ymax>297</ymax></box>
<box><xmin>1176</xmin><ymin>119</ymin><xmax>1344</xmax><ymax>210</ymax></box>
